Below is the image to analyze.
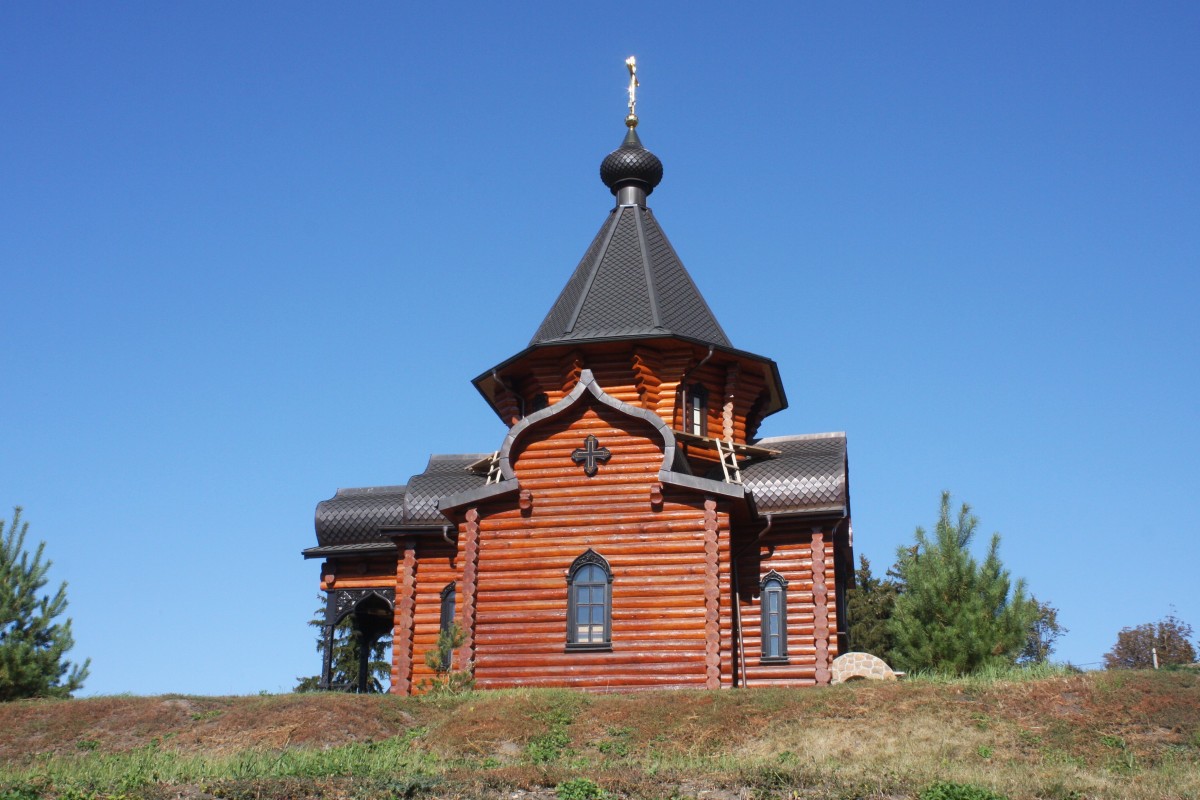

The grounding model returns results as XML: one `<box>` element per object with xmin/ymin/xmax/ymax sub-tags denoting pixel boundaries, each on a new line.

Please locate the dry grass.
<box><xmin>1</xmin><ymin>670</ymin><xmax>1198</xmax><ymax>799</ymax></box>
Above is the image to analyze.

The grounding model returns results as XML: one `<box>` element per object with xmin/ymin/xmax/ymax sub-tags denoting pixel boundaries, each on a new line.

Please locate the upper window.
<box><xmin>760</xmin><ymin>570</ymin><xmax>789</xmax><ymax>663</ymax></box>
<box><xmin>566</xmin><ymin>549</ymin><xmax>612</xmax><ymax>651</ymax></box>
<box><xmin>531</xmin><ymin>393</ymin><xmax>550</xmax><ymax>412</ymax></box>
<box><xmin>686</xmin><ymin>383</ymin><xmax>709</xmax><ymax>436</ymax></box>
<box><xmin>438</xmin><ymin>582</ymin><xmax>456</xmax><ymax>669</ymax></box>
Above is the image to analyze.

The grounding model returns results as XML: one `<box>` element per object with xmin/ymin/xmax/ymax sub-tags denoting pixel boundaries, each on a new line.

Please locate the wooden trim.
<box><xmin>722</xmin><ymin>363</ymin><xmax>739</xmax><ymax>442</ymax></box>
<box><xmin>392</xmin><ymin>539</ymin><xmax>417</xmax><ymax>695</ymax></box>
<box><xmin>703</xmin><ymin>498</ymin><xmax>721</xmax><ymax>689</ymax></box>
<box><xmin>673</xmin><ymin>429</ymin><xmax>780</xmax><ymax>457</ymax></box>
<box><xmin>811</xmin><ymin>528</ymin><xmax>830</xmax><ymax>685</ymax></box>
<box><xmin>458</xmin><ymin>509</ymin><xmax>480</xmax><ymax>671</ymax></box>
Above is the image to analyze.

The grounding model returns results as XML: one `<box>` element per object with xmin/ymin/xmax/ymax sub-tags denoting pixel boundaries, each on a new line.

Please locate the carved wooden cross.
<box><xmin>571</xmin><ymin>434</ymin><xmax>612</xmax><ymax>477</ymax></box>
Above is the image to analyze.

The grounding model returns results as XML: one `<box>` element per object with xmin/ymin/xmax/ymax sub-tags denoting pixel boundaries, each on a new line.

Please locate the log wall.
<box><xmin>732</xmin><ymin>521</ymin><xmax>840</xmax><ymax>687</ymax></box>
<box><xmin>508</xmin><ymin>346</ymin><xmax>769</xmax><ymax>453</ymax></box>
<box><xmin>469</xmin><ymin>396</ymin><xmax>731</xmax><ymax>690</ymax></box>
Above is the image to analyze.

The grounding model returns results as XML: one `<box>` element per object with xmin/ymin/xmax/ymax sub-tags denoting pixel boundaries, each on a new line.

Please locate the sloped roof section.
<box><xmin>404</xmin><ymin>454</ymin><xmax>491</xmax><ymax>526</ymax></box>
<box><xmin>528</xmin><ymin>204</ymin><xmax>732</xmax><ymax>348</ymax></box>
<box><xmin>740</xmin><ymin>433</ymin><xmax>848</xmax><ymax>516</ymax></box>
<box><xmin>312</xmin><ymin>455</ymin><xmax>490</xmax><ymax>550</ymax></box>
<box><xmin>314</xmin><ymin>485</ymin><xmax>407</xmax><ymax>546</ymax></box>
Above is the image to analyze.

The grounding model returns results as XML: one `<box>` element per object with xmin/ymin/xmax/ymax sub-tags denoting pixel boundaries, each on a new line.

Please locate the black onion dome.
<box><xmin>600</xmin><ymin>127</ymin><xmax>663</xmax><ymax>196</ymax></box>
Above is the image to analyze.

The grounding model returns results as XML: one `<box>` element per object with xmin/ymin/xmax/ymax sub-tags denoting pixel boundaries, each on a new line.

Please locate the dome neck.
<box><xmin>615</xmin><ymin>185</ymin><xmax>647</xmax><ymax>206</ymax></box>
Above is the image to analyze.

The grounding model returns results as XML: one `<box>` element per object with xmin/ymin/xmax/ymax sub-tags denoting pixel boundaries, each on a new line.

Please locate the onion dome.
<box><xmin>600</xmin><ymin>125</ymin><xmax>663</xmax><ymax>199</ymax></box>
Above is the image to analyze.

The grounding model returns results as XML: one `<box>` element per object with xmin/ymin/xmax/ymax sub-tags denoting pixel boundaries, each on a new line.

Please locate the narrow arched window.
<box><xmin>566</xmin><ymin>549</ymin><xmax>612</xmax><ymax>651</ymax></box>
<box><xmin>438</xmin><ymin>582</ymin><xmax>456</xmax><ymax>669</ymax></box>
<box><xmin>686</xmin><ymin>383</ymin><xmax>709</xmax><ymax>436</ymax></box>
<box><xmin>760</xmin><ymin>571</ymin><xmax>789</xmax><ymax>663</ymax></box>
<box><xmin>531</xmin><ymin>392</ymin><xmax>549</xmax><ymax>412</ymax></box>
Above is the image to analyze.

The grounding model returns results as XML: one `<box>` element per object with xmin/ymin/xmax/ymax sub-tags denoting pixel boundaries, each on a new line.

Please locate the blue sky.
<box><xmin>2</xmin><ymin>3</ymin><xmax>1197</xmax><ymax>695</ymax></box>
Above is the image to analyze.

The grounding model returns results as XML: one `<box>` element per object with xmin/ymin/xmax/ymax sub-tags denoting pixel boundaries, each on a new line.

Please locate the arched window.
<box><xmin>531</xmin><ymin>392</ymin><xmax>550</xmax><ymax>412</ymax></box>
<box><xmin>686</xmin><ymin>383</ymin><xmax>709</xmax><ymax>436</ymax></box>
<box><xmin>566</xmin><ymin>549</ymin><xmax>612</xmax><ymax>651</ymax></box>
<box><xmin>438</xmin><ymin>582</ymin><xmax>456</xmax><ymax>670</ymax></box>
<box><xmin>760</xmin><ymin>570</ymin><xmax>789</xmax><ymax>663</ymax></box>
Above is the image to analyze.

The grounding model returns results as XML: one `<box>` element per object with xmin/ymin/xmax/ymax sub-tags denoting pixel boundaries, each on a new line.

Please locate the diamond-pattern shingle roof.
<box><xmin>313</xmin><ymin>455</ymin><xmax>490</xmax><ymax>547</ymax></box>
<box><xmin>739</xmin><ymin>433</ymin><xmax>848</xmax><ymax>515</ymax></box>
<box><xmin>314</xmin><ymin>485</ymin><xmax>407</xmax><ymax>546</ymax></box>
<box><xmin>528</xmin><ymin>204</ymin><xmax>731</xmax><ymax>348</ymax></box>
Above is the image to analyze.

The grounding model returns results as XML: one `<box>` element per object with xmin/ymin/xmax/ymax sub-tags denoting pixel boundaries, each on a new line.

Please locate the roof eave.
<box><xmin>472</xmin><ymin>335</ymin><xmax>787</xmax><ymax>419</ymax></box>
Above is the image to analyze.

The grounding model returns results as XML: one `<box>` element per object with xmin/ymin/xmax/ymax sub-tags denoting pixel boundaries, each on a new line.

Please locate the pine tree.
<box><xmin>294</xmin><ymin>597</ymin><xmax>391</xmax><ymax>692</ymax></box>
<box><xmin>846</xmin><ymin>555</ymin><xmax>900</xmax><ymax>660</ymax></box>
<box><xmin>0</xmin><ymin>507</ymin><xmax>89</xmax><ymax>700</ymax></box>
<box><xmin>887</xmin><ymin>492</ymin><xmax>1037</xmax><ymax>675</ymax></box>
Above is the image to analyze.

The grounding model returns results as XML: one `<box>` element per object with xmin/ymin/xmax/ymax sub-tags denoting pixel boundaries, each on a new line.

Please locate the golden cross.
<box><xmin>625</xmin><ymin>56</ymin><xmax>639</xmax><ymax>125</ymax></box>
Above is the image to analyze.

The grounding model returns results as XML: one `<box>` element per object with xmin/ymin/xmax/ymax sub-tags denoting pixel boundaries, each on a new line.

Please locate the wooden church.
<box><xmin>303</xmin><ymin>66</ymin><xmax>853</xmax><ymax>693</ymax></box>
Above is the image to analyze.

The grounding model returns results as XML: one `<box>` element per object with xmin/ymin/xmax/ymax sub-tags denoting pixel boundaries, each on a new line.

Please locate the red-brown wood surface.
<box><xmin>320</xmin><ymin>344</ymin><xmax>846</xmax><ymax>696</ymax></box>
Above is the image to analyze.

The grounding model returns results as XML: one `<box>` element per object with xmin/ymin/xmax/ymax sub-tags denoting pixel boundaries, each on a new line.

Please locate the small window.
<box><xmin>438</xmin><ymin>582</ymin><xmax>456</xmax><ymax>669</ymax></box>
<box><xmin>531</xmin><ymin>393</ymin><xmax>549</xmax><ymax>412</ymax></box>
<box><xmin>760</xmin><ymin>570</ymin><xmax>789</xmax><ymax>663</ymax></box>
<box><xmin>566</xmin><ymin>549</ymin><xmax>612</xmax><ymax>651</ymax></box>
<box><xmin>686</xmin><ymin>383</ymin><xmax>709</xmax><ymax>436</ymax></box>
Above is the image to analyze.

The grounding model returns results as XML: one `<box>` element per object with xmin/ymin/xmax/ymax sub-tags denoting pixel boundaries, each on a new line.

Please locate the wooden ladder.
<box><xmin>714</xmin><ymin>439</ymin><xmax>743</xmax><ymax>485</ymax></box>
<box><xmin>484</xmin><ymin>451</ymin><xmax>503</xmax><ymax>484</ymax></box>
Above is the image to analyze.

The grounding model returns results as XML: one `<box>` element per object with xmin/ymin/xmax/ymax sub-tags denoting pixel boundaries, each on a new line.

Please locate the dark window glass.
<box><xmin>567</xmin><ymin>551</ymin><xmax>612</xmax><ymax>650</ymax></box>
<box><xmin>686</xmin><ymin>384</ymin><xmax>709</xmax><ymax>436</ymax></box>
<box><xmin>760</xmin><ymin>572</ymin><xmax>788</xmax><ymax>662</ymax></box>
<box><xmin>438</xmin><ymin>583</ymin><xmax>455</xmax><ymax>670</ymax></box>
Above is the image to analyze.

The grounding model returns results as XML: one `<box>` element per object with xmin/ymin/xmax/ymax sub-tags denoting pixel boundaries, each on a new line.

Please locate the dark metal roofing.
<box><xmin>314</xmin><ymin>485</ymin><xmax>407</xmax><ymax>547</ymax></box>
<box><xmin>302</xmin><ymin>541</ymin><xmax>397</xmax><ymax>559</ymax></box>
<box><xmin>600</xmin><ymin>127</ymin><xmax>663</xmax><ymax>195</ymax></box>
<box><xmin>312</xmin><ymin>455</ymin><xmax>491</xmax><ymax>549</ymax></box>
<box><xmin>738</xmin><ymin>433</ymin><xmax>848</xmax><ymax>516</ymax></box>
<box><xmin>528</xmin><ymin>203</ymin><xmax>731</xmax><ymax>348</ymax></box>
<box><xmin>403</xmin><ymin>454</ymin><xmax>490</xmax><ymax>526</ymax></box>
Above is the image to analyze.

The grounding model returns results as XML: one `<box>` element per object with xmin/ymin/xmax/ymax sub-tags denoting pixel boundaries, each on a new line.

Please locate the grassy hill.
<box><xmin>1</xmin><ymin>668</ymin><xmax>1198</xmax><ymax>800</ymax></box>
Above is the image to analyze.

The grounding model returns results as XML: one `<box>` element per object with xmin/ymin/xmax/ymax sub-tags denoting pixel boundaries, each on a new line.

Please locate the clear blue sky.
<box><xmin>2</xmin><ymin>3</ymin><xmax>1197</xmax><ymax>695</ymax></box>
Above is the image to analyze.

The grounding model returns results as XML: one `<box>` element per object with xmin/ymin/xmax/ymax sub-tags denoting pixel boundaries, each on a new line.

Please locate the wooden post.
<box><xmin>722</xmin><ymin>364</ymin><xmax>739</xmax><ymax>443</ymax></box>
<box><xmin>459</xmin><ymin>509</ymin><xmax>481</xmax><ymax>671</ymax></box>
<box><xmin>703</xmin><ymin>498</ymin><xmax>721</xmax><ymax>689</ymax></box>
<box><xmin>811</xmin><ymin>528</ymin><xmax>831</xmax><ymax>685</ymax></box>
<box><xmin>392</xmin><ymin>539</ymin><xmax>417</xmax><ymax>694</ymax></box>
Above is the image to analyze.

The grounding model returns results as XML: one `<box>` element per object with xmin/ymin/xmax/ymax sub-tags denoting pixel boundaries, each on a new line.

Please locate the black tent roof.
<box><xmin>527</xmin><ymin>202</ymin><xmax>731</xmax><ymax>349</ymax></box>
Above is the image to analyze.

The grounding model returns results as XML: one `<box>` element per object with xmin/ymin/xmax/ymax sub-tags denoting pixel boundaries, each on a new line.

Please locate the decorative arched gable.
<box><xmin>495</xmin><ymin>369</ymin><xmax>677</xmax><ymax>482</ymax></box>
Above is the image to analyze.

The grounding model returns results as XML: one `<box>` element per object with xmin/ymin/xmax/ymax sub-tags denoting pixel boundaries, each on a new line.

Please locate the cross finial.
<box><xmin>625</xmin><ymin>56</ymin><xmax>639</xmax><ymax>128</ymax></box>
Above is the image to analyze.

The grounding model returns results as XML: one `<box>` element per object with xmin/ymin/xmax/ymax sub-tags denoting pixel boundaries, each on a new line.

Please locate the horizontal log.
<box><xmin>476</xmin><ymin>675</ymin><xmax>707</xmax><ymax>689</ymax></box>
<box><xmin>477</xmin><ymin>651</ymin><xmax>706</xmax><ymax>669</ymax></box>
<box><xmin>516</xmin><ymin>439</ymin><xmax>664</xmax><ymax>456</ymax></box>
<box><xmin>481</xmin><ymin>518</ymin><xmax>712</xmax><ymax>534</ymax></box>
<box><xmin>484</xmin><ymin>514</ymin><xmax>708</xmax><ymax>532</ymax></box>
<box><xmin>476</xmin><ymin>660</ymin><xmax>708</xmax><ymax>677</ymax></box>
<box><xmin>483</xmin><ymin>538</ymin><xmax>708</xmax><ymax>556</ymax></box>
<box><xmin>472</xmin><ymin>637</ymin><xmax>707</xmax><ymax>654</ymax></box>
<box><xmin>321</xmin><ymin>576</ymin><xmax>394</xmax><ymax>590</ymax></box>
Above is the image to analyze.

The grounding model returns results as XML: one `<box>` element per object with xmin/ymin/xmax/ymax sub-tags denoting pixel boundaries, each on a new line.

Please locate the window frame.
<box><xmin>565</xmin><ymin>549</ymin><xmax>613</xmax><ymax>652</ymax></box>
<box><xmin>438</xmin><ymin>582</ymin><xmax>456</xmax><ymax>670</ymax></box>
<box><xmin>759</xmin><ymin>570</ymin><xmax>789</xmax><ymax>664</ymax></box>
<box><xmin>686</xmin><ymin>383</ymin><xmax>709</xmax><ymax>436</ymax></box>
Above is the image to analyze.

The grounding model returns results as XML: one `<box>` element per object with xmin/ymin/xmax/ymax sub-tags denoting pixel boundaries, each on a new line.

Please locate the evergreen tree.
<box><xmin>887</xmin><ymin>492</ymin><xmax>1037</xmax><ymax>675</ymax></box>
<box><xmin>1103</xmin><ymin>613</ymin><xmax>1196</xmax><ymax>670</ymax></box>
<box><xmin>846</xmin><ymin>555</ymin><xmax>900</xmax><ymax>660</ymax></box>
<box><xmin>294</xmin><ymin>597</ymin><xmax>391</xmax><ymax>692</ymax></box>
<box><xmin>0</xmin><ymin>507</ymin><xmax>89</xmax><ymax>700</ymax></box>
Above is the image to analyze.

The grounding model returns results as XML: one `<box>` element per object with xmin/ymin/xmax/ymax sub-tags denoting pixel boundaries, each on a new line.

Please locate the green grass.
<box><xmin>2</xmin><ymin>670</ymin><xmax>1198</xmax><ymax>799</ymax></box>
